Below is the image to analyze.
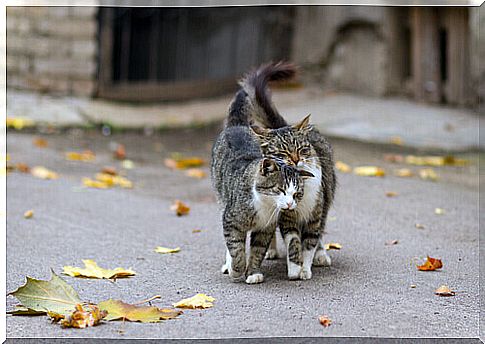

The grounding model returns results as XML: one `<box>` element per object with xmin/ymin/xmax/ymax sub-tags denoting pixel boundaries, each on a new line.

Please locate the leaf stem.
<box><xmin>133</xmin><ymin>295</ymin><xmax>161</xmax><ymax>305</ymax></box>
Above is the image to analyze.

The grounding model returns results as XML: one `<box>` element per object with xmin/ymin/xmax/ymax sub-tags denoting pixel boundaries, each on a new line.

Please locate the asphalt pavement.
<box><xmin>5</xmin><ymin>127</ymin><xmax>480</xmax><ymax>340</ymax></box>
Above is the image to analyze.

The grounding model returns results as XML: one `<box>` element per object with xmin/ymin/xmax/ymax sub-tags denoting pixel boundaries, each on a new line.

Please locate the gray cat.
<box><xmin>234</xmin><ymin>62</ymin><xmax>337</xmax><ymax>267</ymax></box>
<box><xmin>211</xmin><ymin>94</ymin><xmax>318</xmax><ymax>284</ymax></box>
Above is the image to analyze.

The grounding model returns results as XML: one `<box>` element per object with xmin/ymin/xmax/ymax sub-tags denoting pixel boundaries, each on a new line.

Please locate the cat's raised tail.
<box><xmin>226</xmin><ymin>61</ymin><xmax>297</xmax><ymax>129</ymax></box>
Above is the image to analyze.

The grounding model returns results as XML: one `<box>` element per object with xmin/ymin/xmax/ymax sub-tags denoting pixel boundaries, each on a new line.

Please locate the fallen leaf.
<box><xmin>405</xmin><ymin>155</ymin><xmax>468</xmax><ymax>167</ymax></box>
<box><xmin>353</xmin><ymin>166</ymin><xmax>385</xmax><ymax>177</ymax></box>
<box><xmin>121</xmin><ymin>159</ymin><xmax>134</xmax><ymax>169</ymax></box>
<box><xmin>60</xmin><ymin>304</ymin><xmax>107</xmax><ymax>328</ymax></box>
<box><xmin>15</xmin><ymin>163</ymin><xmax>30</xmax><ymax>173</ymax></box>
<box><xmin>33</xmin><ymin>138</ymin><xmax>48</xmax><ymax>148</ymax></box>
<box><xmin>24</xmin><ymin>210</ymin><xmax>34</xmax><ymax>219</ymax></box>
<box><xmin>435</xmin><ymin>208</ymin><xmax>445</xmax><ymax>215</ymax></box>
<box><xmin>98</xmin><ymin>299</ymin><xmax>182</xmax><ymax>323</ymax></box>
<box><xmin>419</xmin><ymin>168</ymin><xmax>439</xmax><ymax>181</ymax></box>
<box><xmin>185</xmin><ymin>168</ymin><xmax>207</xmax><ymax>179</ymax></box>
<box><xmin>171</xmin><ymin>200</ymin><xmax>190</xmax><ymax>216</ymax></box>
<box><xmin>324</xmin><ymin>243</ymin><xmax>342</xmax><ymax>250</ymax></box>
<box><xmin>383</xmin><ymin>154</ymin><xmax>404</xmax><ymax>163</ymax></box>
<box><xmin>385</xmin><ymin>191</ymin><xmax>398</xmax><ymax>197</ymax></box>
<box><xmin>410</xmin><ymin>284</ymin><xmax>417</xmax><ymax>288</ymax></box>
<box><xmin>114</xmin><ymin>144</ymin><xmax>126</xmax><ymax>160</ymax></box>
<box><xmin>101</xmin><ymin>166</ymin><xmax>117</xmax><ymax>176</ymax></box>
<box><xmin>31</xmin><ymin>166</ymin><xmax>59</xmax><ymax>180</ymax></box>
<box><xmin>417</xmin><ymin>256</ymin><xmax>443</xmax><ymax>271</ymax></box>
<box><xmin>435</xmin><ymin>285</ymin><xmax>455</xmax><ymax>297</ymax></box>
<box><xmin>192</xmin><ymin>229</ymin><xmax>202</xmax><ymax>233</ymax></box>
<box><xmin>155</xmin><ymin>247</ymin><xmax>181</xmax><ymax>254</ymax></box>
<box><xmin>65</xmin><ymin>151</ymin><xmax>95</xmax><ymax>162</ymax></box>
<box><xmin>415</xmin><ymin>223</ymin><xmax>425</xmax><ymax>229</ymax></box>
<box><xmin>318</xmin><ymin>315</ymin><xmax>332</xmax><ymax>327</ymax></box>
<box><xmin>7</xmin><ymin>269</ymin><xmax>81</xmax><ymax>316</ymax></box>
<box><xmin>335</xmin><ymin>161</ymin><xmax>351</xmax><ymax>173</ymax></box>
<box><xmin>7</xmin><ymin>305</ymin><xmax>47</xmax><ymax>316</ymax></box>
<box><xmin>394</xmin><ymin>168</ymin><xmax>413</xmax><ymax>177</ymax></box>
<box><xmin>63</xmin><ymin>259</ymin><xmax>136</xmax><ymax>279</ymax></box>
<box><xmin>173</xmin><ymin>293</ymin><xmax>215</xmax><ymax>309</ymax></box>
<box><xmin>6</xmin><ymin>117</ymin><xmax>35</xmax><ymax>130</ymax></box>
<box><xmin>164</xmin><ymin>155</ymin><xmax>205</xmax><ymax>170</ymax></box>
<box><xmin>390</xmin><ymin>136</ymin><xmax>403</xmax><ymax>145</ymax></box>
<box><xmin>385</xmin><ymin>240</ymin><xmax>399</xmax><ymax>245</ymax></box>
<box><xmin>82</xmin><ymin>178</ymin><xmax>109</xmax><ymax>189</ymax></box>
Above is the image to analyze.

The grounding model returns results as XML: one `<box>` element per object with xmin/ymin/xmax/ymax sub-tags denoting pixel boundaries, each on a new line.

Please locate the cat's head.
<box><xmin>254</xmin><ymin>158</ymin><xmax>314</xmax><ymax>211</ymax></box>
<box><xmin>251</xmin><ymin>115</ymin><xmax>315</xmax><ymax>168</ymax></box>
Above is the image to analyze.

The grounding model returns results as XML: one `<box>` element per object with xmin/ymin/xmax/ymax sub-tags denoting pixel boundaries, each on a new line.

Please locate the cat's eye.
<box><xmin>278</xmin><ymin>188</ymin><xmax>286</xmax><ymax>195</ymax></box>
<box><xmin>294</xmin><ymin>192</ymin><xmax>303</xmax><ymax>199</ymax></box>
<box><xmin>299</xmin><ymin>147</ymin><xmax>310</xmax><ymax>155</ymax></box>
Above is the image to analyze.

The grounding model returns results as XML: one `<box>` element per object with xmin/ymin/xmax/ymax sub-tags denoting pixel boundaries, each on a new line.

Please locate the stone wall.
<box><xmin>6</xmin><ymin>6</ymin><xmax>98</xmax><ymax>97</ymax></box>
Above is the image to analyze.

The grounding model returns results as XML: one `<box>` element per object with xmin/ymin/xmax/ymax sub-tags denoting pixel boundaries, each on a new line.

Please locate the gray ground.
<box><xmin>6</xmin><ymin>125</ymin><xmax>480</xmax><ymax>339</ymax></box>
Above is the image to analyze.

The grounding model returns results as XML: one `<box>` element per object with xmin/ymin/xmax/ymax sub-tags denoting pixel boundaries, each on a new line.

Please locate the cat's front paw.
<box><xmin>265</xmin><ymin>248</ymin><xmax>279</xmax><ymax>260</ymax></box>
<box><xmin>287</xmin><ymin>262</ymin><xmax>302</xmax><ymax>280</ymax></box>
<box><xmin>299</xmin><ymin>267</ymin><xmax>312</xmax><ymax>280</ymax></box>
<box><xmin>221</xmin><ymin>263</ymin><xmax>229</xmax><ymax>274</ymax></box>
<box><xmin>313</xmin><ymin>249</ymin><xmax>332</xmax><ymax>267</ymax></box>
<box><xmin>229</xmin><ymin>268</ymin><xmax>245</xmax><ymax>280</ymax></box>
<box><xmin>245</xmin><ymin>273</ymin><xmax>264</xmax><ymax>284</ymax></box>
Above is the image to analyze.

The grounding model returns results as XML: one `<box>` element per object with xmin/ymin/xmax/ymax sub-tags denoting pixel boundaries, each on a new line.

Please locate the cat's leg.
<box><xmin>246</xmin><ymin>228</ymin><xmax>274</xmax><ymax>284</ymax></box>
<box><xmin>279</xmin><ymin>215</ymin><xmax>303</xmax><ymax>280</ymax></box>
<box><xmin>300</xmin><ymin>223</ymin><xmax>321</xmax><ymax>280</ymax></box>
<box><xmin>221</xmin><ymin>249</ymin><xmax>231</xmax><ymax>274</ymax></box>
<box><xmin>265</xmin><ymin>231</ymin><xmax>279</xmax><ymax>260</ymax></box>
<box><xmin>222</xmin><ymin>212</ymin><xmax>247</xmax><ymax>280</ymax></box>
<box><xmin>313</xmin><ymin>210</ymin><xmax>332</xmax><ymax>267</ymax></box>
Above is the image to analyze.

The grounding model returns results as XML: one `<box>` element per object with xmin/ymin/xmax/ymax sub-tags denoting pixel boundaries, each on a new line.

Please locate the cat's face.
<box><xmin>254</xmin><ymin>158</ymin><xmax>314</xmax><ymax>211</ymax></box>
<box><xmin>252</xmin><ymin>115</ymin><xmax>315</xmax><ymax>168</ymax></box>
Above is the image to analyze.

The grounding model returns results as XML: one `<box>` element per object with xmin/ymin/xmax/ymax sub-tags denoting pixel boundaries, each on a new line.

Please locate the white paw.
<box><xmin>287</xmin><ymin>262</ymin><xmax>302</xmax><ymax>280</ymax></box>
<box><xmin>265</xmin><ymin>248</ymin><xmax>279</xmax><ymax>260</ymax></box>
<box><xmin>221</xmin><ymin>263</ymin><xmax>229</xmax><ymax>274</ymax></box>
<box><xmin>299</xmin><ymin>268</ymin><xmax>312</xmax><ymax>280</ymax></box>
<box><xmin>313</xmin><ymin>249</ymin><xmax>332</xmax><ymax>267</ymax></box>
<box><xmin>245</xmin><ymin>273</ymin><xmax>264</xmax><ymax>284</ymax></box>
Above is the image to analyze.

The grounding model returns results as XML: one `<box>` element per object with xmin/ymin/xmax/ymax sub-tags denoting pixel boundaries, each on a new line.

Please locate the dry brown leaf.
<box><xmin>173</xmin><ymin>293</ymin><xmax>215</xmax><ymax>309</ymax></box>
<box><xmin>394</xmin><ymin>168</ymin><xmax>414</xmax><ymax>177</ymax></box>
<box><xmin>114</xmin><ymin>144</ymin><xmax>126</xmax><ymax>160</ymax></box>
<box><xmin>419</xmin><ymin>168</ymin><xmax>439</xmax><ymax>181</ymax></box>
<box><xmin>405</xmin><ymin>155</ymin><xmax>468</xmax><ymax>167</ymax></box>
<box><xmin>66</xmin><ymin>151</ymin><xmax>95</xmax><ymax>162</ymax></box>
<box><xmin>101</xmin><ymin>166</ymin><xmax>117</xmax><ymax>176</ymax></box>
<box><xmin>335</xmin><ymin>161</ymin><xmax>351</xmax><ymax>173</ymax></box>
<box><xmin>353</xmin><ymin>166</ymin><xmax>385</xmax><ymax>177</ymax></box>
<box><xmin>435</xmin><ymin>285</ymin><xmax>455</xmax><ymax>297</ymax></box>
<box><xmin>59</xmin><ymin>304</ymin><xmax>107</xmax><ymax>328</ymax></box>
<box><xmin>15</xmin><ymin>163</ymin><xmax>30</xmax><ymax>173</ymax></box>
<box><xmin>318</xmin><ymin>315</ymin><xmax>332</xmax><ymax>327</ymax></box>
<box><xmin>417</xmin><ymin>256</ymin><xmax>443</xmax><ymax>271</ymax></box>
<box><xmin>185</xmin><ymin>168</ymin><xmax>207</xmax><ymax>179</ymax></box>
<box><xmin>24</xmin><ymin>210</ymin><xmax>34</xmax><ymax>219</ymax></box>
<box><xmin>385</xmin><ymin>191</ymin><xmax>398</xmax><ymax>197</ymax></box>
<box><xmin>324</xmin><ymin>243</ymin><xmax>342</xmax><ymax>250</ymax></box>
<box><xmin>31</xmin><ymin>166</ymin><xmax>59</xmax><ymax>180</ymax></box>
<box><xmin>385</xmin><ymin>240</ymin><xmax>399</xmax><ymax>246</ymax></box>
<box><xmin>164</xmin><ymin>156</ymin><xmax>205</xmax><ymax>170</ymax></box>
<box><xmin>33</xmin><ymin>138</ymin><xmax>48</xmax><ymax>148</ymax></box>
<box><xmin>170</xmin><ymin>200</ymin><xmax>190</xmax><ymax>216</ymax></box>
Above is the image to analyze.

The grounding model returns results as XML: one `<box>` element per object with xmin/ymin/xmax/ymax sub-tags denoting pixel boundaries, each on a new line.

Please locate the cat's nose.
<box><xmin>287</xmin><ymin>201</ymin><xmax>294</xmax><ymax>209</ymax></box>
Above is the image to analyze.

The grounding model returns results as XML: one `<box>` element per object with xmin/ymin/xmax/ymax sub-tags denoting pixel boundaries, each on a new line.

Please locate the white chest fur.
<box><xmin>296</xmin><ymin>158</ymin><xmax>322</xmax><ymax>223</ymax></box>
<box><xmin>251</xmin><ymin>187</ymin><xmax>279</xmax><ymax>229</ymax></box>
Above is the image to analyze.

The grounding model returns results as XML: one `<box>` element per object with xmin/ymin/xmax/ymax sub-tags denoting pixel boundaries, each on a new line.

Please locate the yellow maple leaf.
<box><xmin>164</xmin><ymin>156</ymin><xmax>205</xmax><ymax>170</ymax></box>
<box><xmin>353</xmin><ymin>166</ymin><xmax>385</xmax><ymax>177</ymax></box>
<box><xmin>98</xmin><ymin>299</ymin><xmax>182</xmax><ymax>322</ymax></box>
<box><xmin>31</xmin><ymin>166</ymin><xmax>59</xmax><ymax>180</ymax></box>
<box><xmin>63</xmin><ymin>259</ymin><xmax>135</xmax><ymax>279</ymax></box>
<box><xmin>82</xmin><ymin>178</ymin><xmax>110</xmax><ymax>189</ymax></box>
<box><xmin>173</xmin><ymin>293</ymin><xmax>215</xmax><ymax>309</ymax></box>
<box><xmin>6</xmin><ymin>117</ymin><xmax>34</xmax><ymax>130</ymax></box>
<box><xmin>170</xmin><ymin>200</ymin><xmax>190</xmax><ymax>216</ymax></box>
<box><xmin>419</xmin><ymin>168</ymin><xmax>439</xmax><ymax>181</ymax></box>
<box><xmin>65</xmin><ymin>151</ymin><xmax>95</xmax><ymax>162</ymax></box>
<box><xmin>155</xmin><ymin>247</ymin><xmax>180</xmax><ymax>254</ymax></box>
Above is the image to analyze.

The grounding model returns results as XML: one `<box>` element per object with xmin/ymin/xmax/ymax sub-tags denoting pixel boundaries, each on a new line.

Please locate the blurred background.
<box><xmin>6</xmin><ymin>6</ymin><xmax>485</xmax><ymax>109</ymax></box>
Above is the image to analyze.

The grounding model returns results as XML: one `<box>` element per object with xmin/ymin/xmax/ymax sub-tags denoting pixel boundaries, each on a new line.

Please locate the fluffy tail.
<box><xmin>226</xmin><ymin>61</ymin><xmax>297</xmax><ymax>128</ymax></box>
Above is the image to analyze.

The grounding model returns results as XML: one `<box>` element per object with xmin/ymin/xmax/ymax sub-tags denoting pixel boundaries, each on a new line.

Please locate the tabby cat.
<box><xmin>211</xmin><ymin>117</ymin><xmax>315</xmax><ymax>283</ymax></box>
<box><xmin>239</xmin><ymin>62</ymin><xmax>337</xmax><ymax>268</ymax></box>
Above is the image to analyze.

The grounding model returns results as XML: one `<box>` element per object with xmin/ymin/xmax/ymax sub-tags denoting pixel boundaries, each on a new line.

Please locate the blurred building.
<box><xmin>6</xmin><ymin>6</ymin><xmax>485</xmax><ymax>108</ymax></box>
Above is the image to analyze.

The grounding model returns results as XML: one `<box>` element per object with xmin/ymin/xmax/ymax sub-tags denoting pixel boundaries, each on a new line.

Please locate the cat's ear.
<box><xmin>293</xmin><ymin>114</ymin><xmax>312</xmax><ymax>132</ymax></box>
<box><xmin>251</xmin><ymin>125</ymin><xmax>268</xmax><ymax>137</ymax></box>
<box><xmin>299</xmin><ymin>169</ymin><xmax>315</xmax><ymax>179</ymax></box>
<box><xmin>260</xmin><ymin>158</ymin><xmax>277</xmax><ymax>176</ymax></box>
